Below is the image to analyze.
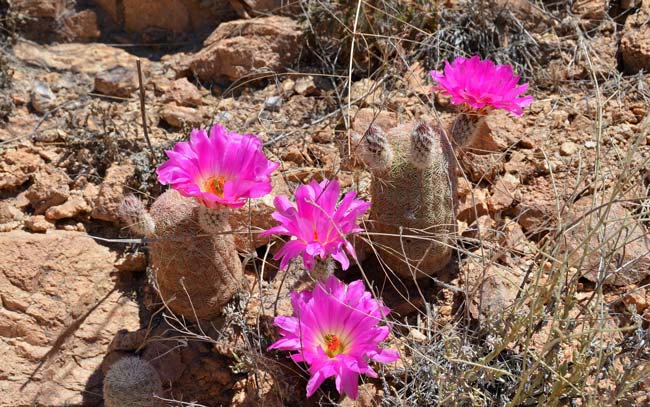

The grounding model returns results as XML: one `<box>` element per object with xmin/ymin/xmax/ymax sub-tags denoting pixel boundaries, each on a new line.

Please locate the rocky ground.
<box><xmin>0</xmin><ymin>0</ymin><xmax>649</xmax><ymax>406</ymax></box>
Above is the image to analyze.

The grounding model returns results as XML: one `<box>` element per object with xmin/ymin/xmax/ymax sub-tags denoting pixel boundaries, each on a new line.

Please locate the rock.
<box><xmin>44</xmin><ymin>194</ymin><xmax>90</xmax><ymax>220</ymax></box>
<box><xmin>264</xmin><ymin>95</ymin><xmax>282</xmax><ymax>111</ymax></box>
<box><xmin>0</xmin><ymin>231</ymin><xmax>140</xmax><ymax>406</ymax></box>
<box><xmin>571</xmin><ymin>0</ymin><xmax>607</xmax><ymax>23</ymax></box>
<box><xmin>565</xmin><ymin>197</ymin><xmax>650</xmax><ymax>286</ymax></box>
<box><xmin>623</xmin><ymin>287</ymin><xmax>649</xmax><ymax>313</ymax></box>
<box><xmin>91</xmin><ymin>163</ymin><xmax>135</xmax><ymax>222</ymax></box>
<box><xmin>24</xmin><ymin>215</ymin><xmax>56</xmax><ymax>232</ymax></box>
<box><xmin>115</xmin><ymin>251</ymin><xmax>148</xmax><ymax>272</ymax></box>
<box><xmin>462</xmin><ymin>214</ymin><xmax>496</xmax><ymax>241</ymax></box>
<box><xmin>489</xmin><ymin>172</ymin><xmax>520</xmax><ymax>213</ymax></box>
<box><xmin>459</xmin><ymin>151</ymin><xmax>505</xmax><ymax>183</ymax></box>
<box><xmin>349</xmin><ymin>78</ymin><xmax>382</xmax><ymax>106</ymax></box>
<box><xmin>462</xmin><ymin>260</ymin><xmax>524</xmax><ymax>321</ymax></box>
<box><xmin>94</xmin><ymin>66</ymin><xmax>139</xmax><ymax>98</ymax></box>
<box><xmin>498</xmin><ymin>218</ymin><xmax>529</xmax><ymax>254</ymax></box>
<box><xmin>620</xmin><ymin>5</ymin><xmax>650</xmax><ymax>73</ymax></box>
<box><xmin>0</xmin><ymin>149</ymin><xmax>43</xmax><ymax>191</ymax></box>
<box><xmin>457</xmin><ymin>186</ymin><xmax>490</xmax><ymax>224</ymax></box>
<box><xmin>230</xmin><ymin>174</ymin><xmax>291</xmax><ymax>252</ymax></box>
<box><xmin>92</xmin><ymin>0</ymin><xmax>235</xmax><ymax>33</ymax></box>
<box><xmin>160</xmin><ymin>103</ymin><xmax>202</xmax><ymax>128</ymax></box>
<box><xmin>0</xmin><ymin>201</ymin><xmax>23</xmax><ymax>224</ymax></box>
<box><xmin>230</xmin><ymin>369</ymin><xmax>283</xmax><ymax>407</ymax></box>
<box><xmin>14</xmin><ymin>41</ymin><xmax>143</xmax><ymax>75</ymax></box>
<box><xmin>24</xmin><ymin>167</ymin><xmax>71</xmax><ymax>214</ymax></box>
<box><xmin>12</xmin><ymin>0</ymin><xmax>66</xmax><ymax>41</ymax></box>
<box><xmin>165</xmin><ymin>77</ymin><xmax>203</xmax><ymax>106</ymax></box>
<box><xmin>294</xmin><ymin>75</ymin><xmax>318</xmax><ymax>96</ymax></box>
<box><xmin>229</xmin><ymin>0</ymin><xmax>284</xmax><ymax>17</ymax></box>
<box><xmin>560</xmin><ymin>141</ymin><xmax>578</xmax><ymax>156</ymax></box>
<box><xmin>105</xmin><ymin>323</ymin><xmax>240</xmax><ymax>405</ymax></box>
<box><xmin>62</xmin><ymin>9</ymin><xmax>101</xmax><ymax>41</ymax></box>
<box><xmin>30</xmin><ymin>82</ymin><xmax>56</xmax><ymax>114</ymax></box>
<box><xmin>189</xmin><ymin>16</ymin><xmax>302</xmax><ymax>82</ymax></box>
<box><xmin>0</xmin><ymin>201</ymin><xmax>23</xmax><ymax>232</ymax></box>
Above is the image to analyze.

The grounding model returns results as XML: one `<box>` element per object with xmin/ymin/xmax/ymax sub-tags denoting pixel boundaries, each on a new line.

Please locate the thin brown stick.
<box><xmin>136</xmin><ymin>59</ymin><xmax>155</xmax><ymax>160</ymax></box>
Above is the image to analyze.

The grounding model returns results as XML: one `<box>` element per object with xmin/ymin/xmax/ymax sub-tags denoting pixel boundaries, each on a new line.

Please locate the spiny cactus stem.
<box><xmin>119</xmin><ymin>195</ymin><xmax>155</xmax><ymax>236</ymax></box>
<box><xmin>103</xmin><ymin>356</ymin><xmax>162</xmax><ymax>407</ymax></box>
<box><xmin>450</xmin><ymin>112</ymin><xmax>487</xmax><ymax>149</ymax></box>
<box><xmin>409</xmin><ymin>121</ymin><xmax>440</xmax><ymax>169</ymax></box>
<box><xmin>358</xmin><ymin>125</ymin><xmax>393</xmax><ymax>173</ymax></box>
<box><xmin>309</xmin><ymin>257</ymin><xmax>336</xmax><ymax>282</ymax></box>
<box><xmin>198</xmin><ymin>205</ymin><xmax>231</xmax><ymax>235</ymax></box>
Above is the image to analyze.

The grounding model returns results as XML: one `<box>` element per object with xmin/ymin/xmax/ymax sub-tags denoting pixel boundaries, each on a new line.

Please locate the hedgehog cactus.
<box><xmin>353</xmin><ymin>115</ymin><xmax>457</xmax><ymax>278</ymax></box>
<box><xmin>103</xmin><ymin>356</ymin><xmax>163</xmax><ymax>407</ymax></box>
<box><xmin>120</xmin><ymin>123</ymin><xmax>278</xmax><ymax>320</ymax></box>
<box><xmin>120</xmin><ymin>190</ymin><xmax>243</xmax><ymax>319</ymax></box>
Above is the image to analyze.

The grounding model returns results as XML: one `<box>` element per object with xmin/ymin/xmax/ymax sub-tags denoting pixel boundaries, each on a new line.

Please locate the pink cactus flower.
<box><xmin>156</xmin><ymin>124</ymin><xmax>279</xmax><ymax>209</ymax></box>
<box><xmin>262</xmin><ymin>179</ymin><xmax>370</xmax><ymax>271</ymax></box>
<box><xmin>269</xmin><ymin>275</ymin><xmax>400</xmax><ymax>399</ymax></box>
<box><xmin>430</xmin><ymin>56</ymin><xmax>534</xmax><ymax>116</ymax></box>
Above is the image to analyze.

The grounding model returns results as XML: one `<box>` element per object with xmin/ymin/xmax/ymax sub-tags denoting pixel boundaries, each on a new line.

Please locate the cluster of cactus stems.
<box><xmin>353</xmin><ymin>118</ymin><xmax>458</xmax><ymax>278</ymax></box>
<box><xmin>108</xmin><ymin>56</ymin><xmax>532</xmax><ymax>403</ymax></box>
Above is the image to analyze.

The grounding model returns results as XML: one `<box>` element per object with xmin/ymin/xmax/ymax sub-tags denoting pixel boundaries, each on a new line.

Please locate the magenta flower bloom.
<box><xmin>156</xmin><ymin>124</ymin><xmax>279</xmax><ymax>209</ymax></box>
<box><xmin>269</xmin><ymin>275</ymin><xmax>400</xmax><ymax>399</ymax></box>
<box><xmin>430</xmin><ymin>56</ymin><xmax>534</xmax><ymax>116</ymax></box>
<box><xmin>262</xmin><ymin>179</ymin><xmax>370</xmax><ymax>271</ymax></box>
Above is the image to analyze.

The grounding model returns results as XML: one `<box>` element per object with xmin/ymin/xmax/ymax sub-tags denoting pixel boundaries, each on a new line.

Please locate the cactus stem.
<box><xmin>309</xmin><ymin>257</ymin><xmax>336</xmax><ymax>282</ymax></box>
<box><xmin>198</xmin><ymin>205</ymin><xmax>231</xmax><ymax>234</ymax></box>
<box><xmin>409</xmin><ymin>121</ymin><xmax>441</xmax><ymax>169</ymax></box>
<box><xmin>450</xmin><ymin>112</ymin><xmax>486</xmax><ymax>148</ymax></box>
<box><xmin>119</xmin><ymin>195</ymin><xmax>155</xmax><ymax>236</ymax></box>
<box><xmin>357</xmin><ymin>125</ymin><xmax>393</xmax><ymax>173</ymax></box>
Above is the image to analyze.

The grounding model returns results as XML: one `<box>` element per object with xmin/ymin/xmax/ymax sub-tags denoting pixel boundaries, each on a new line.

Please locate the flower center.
<box><xmin>322</xmin><ymin>333</ymin><xmax>344</xmax><ymax>358</ymax></box>
<box><xmin>203</xmin><ymin>176</ymin><xmax>227</xmax><ymax>198</ymax></box>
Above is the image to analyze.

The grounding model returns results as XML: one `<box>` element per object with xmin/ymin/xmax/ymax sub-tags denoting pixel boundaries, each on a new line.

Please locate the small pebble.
<box><xmin>264</xmin><ymin>95</ymin><xmax>282</xmax><ymax>111</ymax></box>
<box><xmin>560</xmin><ymin>141</ymin><xmax>577</xmax><ymax>156</ymax></box>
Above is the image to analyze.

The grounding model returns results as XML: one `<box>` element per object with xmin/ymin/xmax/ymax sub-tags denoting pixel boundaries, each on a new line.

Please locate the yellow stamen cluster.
<box><xmin>323</xmin><ymin>333</ymin><xmax>345</xmax><ymax>358</ymax></box>
<box><xmin>203</xmin><ymin>176</ymin><xmax>227</xmax><ymax>198</ymax></box>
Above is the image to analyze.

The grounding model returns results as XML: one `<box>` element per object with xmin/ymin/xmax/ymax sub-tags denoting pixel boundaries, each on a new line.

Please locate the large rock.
<box><xmin>62</xmin><ymin>9</ymin><xmax>101</xmax><ymax>41</ymax></box>
<box><xmin>11</xmin><ymin>0</ymin><xmax>66</xmax><ymax>41</ymax></box>
<box><xmin>91</xmin><ymin>0</ymin><xmax>236</xmax><ymax>34</ymax></box>
<box><xmin>620</xmin><ymin>4</ymin><xmax>650</xmax><ymax>73</ymax></box>
<box><xmin>189</xmin><ymin>16</ymin><xmax>303</xmax><ymax>82</ymax></box>
<box><xmin>91</xmin><ymin>163</ymin><xmax>135</xmax><ymax>222</ymax></box>
<box><xmin>0</xmin><ymin>231</ymin><xmax>140</xmax><ymax>405</ymax></box>
<box><xmin>14</xmin><ymin>41</ymin><xmax>143</xmax><ymax>75</ymax></box>
<box><xmin>564</xmin><ymin>197</ymin><xmax>650</xmax><ymax>286</ymax></box>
